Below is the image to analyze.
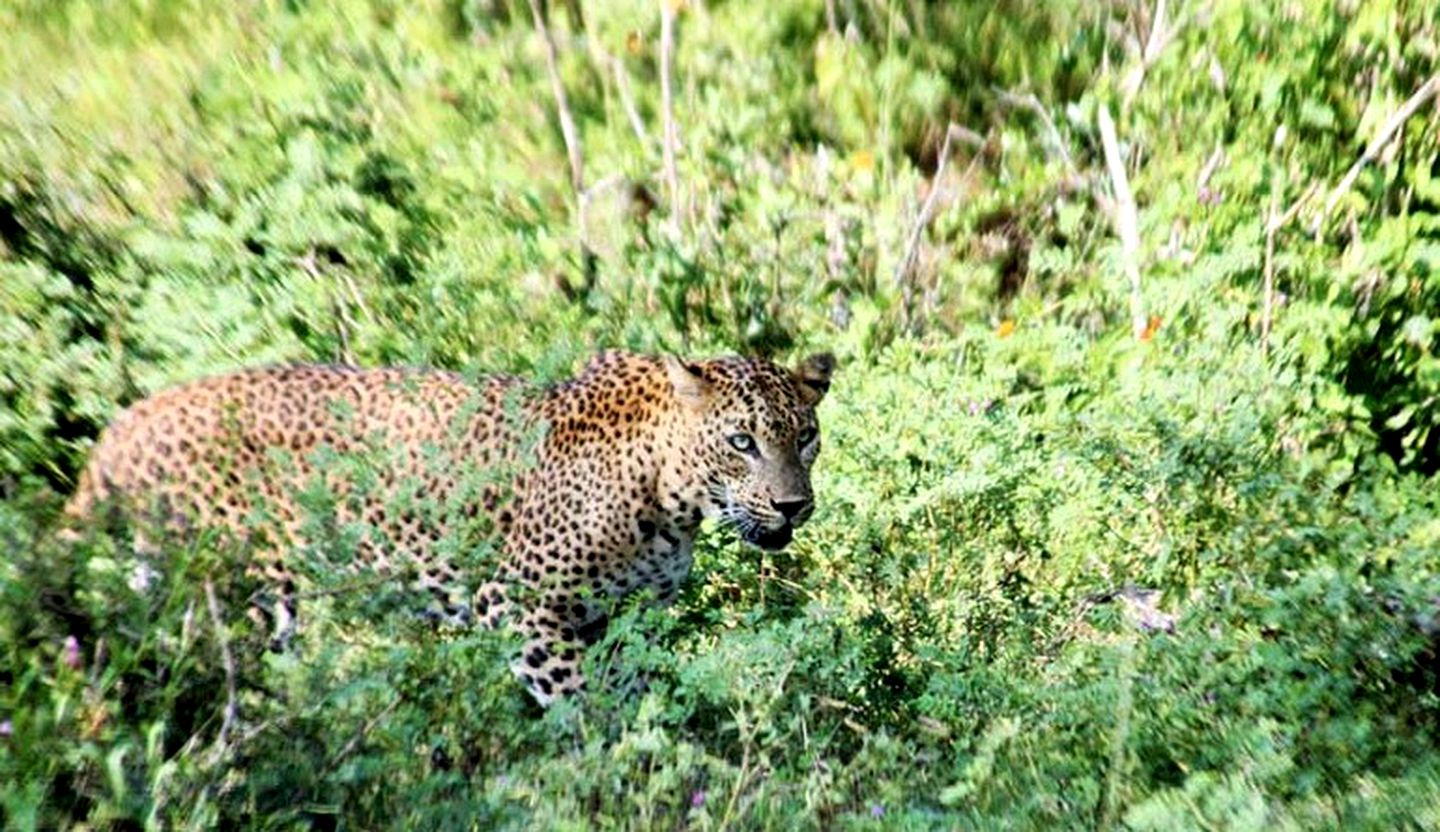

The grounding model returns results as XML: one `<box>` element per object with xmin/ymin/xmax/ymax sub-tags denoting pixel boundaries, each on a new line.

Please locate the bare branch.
<box><xmin>528</xmin><ymin>0</ymin><xmax>584</xmax><ymax>197</ymax></box>
<box><xmin>995</xmin><ymin>88</ymin><xmax>1075</xmax><ymax>172</ymax></box>
<box><xmin>894</xmin><ymin>123</ymin><xmax>980</xmax><ymax>329</ymax></box>
<box><xmin>527</xmin><ymin>0</ymin><xmax>596</xmax><ymax>287</ymax></box>
<box><xmin>1120</xmin><ymin>0</ymin><xmax>1180</xmax><ymax>110</ymax></box>
<box><xmin>1314</xmin><ymin>74</ymin><xmax>1440</xmax><ymax>233</ymax></box>
<box><xmin>1195</xmin><ymin>143</ymin><xmax>1224</xmax><ymax>193</ymax></box>
<box><xmin>610</xmin><ymin>51</ymin><xmax>651</xmax><ymax>148</ymax></box>
<box><xmin>1267</xmin><ymin>181</ymin><xmax>1319</xmax><ymax>237</ymax></box>
<box><xmin>584</xmin><ymin>36</ymin><xmax>651</xmax><ymax>150</ymax></box>
<box><xmin>659</xmin><ymin>0</ymin><xmax>682</xmax><ymax>232</ymax></box>
<box><xmin>204</xmin><ymin>580</ymin><xmax>238</xmax><ymax>766</ymax></box>
<box><xmin>1140</xmin><ymin>0</ymin><xmax>1170</xmax><ymax>64</ymax></box>
<box><xmin>325</xmin><ymin>698</ymin><xmax>402</xmax><ymax>773</ymax></box>
<box><xmin>1097</xmin><ymin>104</ymin><xmax>1147</xmax><ymax>341</ymax></box>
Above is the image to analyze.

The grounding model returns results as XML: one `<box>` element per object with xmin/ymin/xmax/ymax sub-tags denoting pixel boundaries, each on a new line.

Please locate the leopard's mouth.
<box><xmin>711</xmin><ymin>486</ymin><xmax>799</xmax><ymax>550</ymax></box>
<box><xmin>744</xmin><ymin>523</ymin><xmax>794</xmax><ymax>551</ymax></box>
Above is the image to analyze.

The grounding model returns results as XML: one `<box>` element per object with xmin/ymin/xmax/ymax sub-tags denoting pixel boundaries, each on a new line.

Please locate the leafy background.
<box><xmin>2</xmin><ymin>0</ymin><xmax>1439</xmax><ymax>828</ymax></box>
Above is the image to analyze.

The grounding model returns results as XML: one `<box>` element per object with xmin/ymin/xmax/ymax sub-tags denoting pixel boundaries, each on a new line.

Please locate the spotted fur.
<box><xmin>66</xmin><ymin>351</ymin><xmax>835</xmax><ymax>704</ymax></box>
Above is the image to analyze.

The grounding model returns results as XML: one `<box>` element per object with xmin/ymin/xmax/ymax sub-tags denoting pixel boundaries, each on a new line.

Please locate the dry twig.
<box><xmin>894</xmin><ymin>123</ymin><xmax>981</xmax><ymax>329</ymax></box>
<box><xmin>298</xmin><ymin>249</ymin><xmax>361</xmax><ymax>366</ymax></box>
<box><xmin>325</xmin><ymin>698</ymin><xmax>402</xmax><ymax>773</ymax></box>
<box><xmin>204</xmin><ymin>580</ymin><xmax>238</xmax><ymax>765</ymax></box>
<box><xmin>528</xmin><ymin>0</ymin><xmax>584</xmax><ymax>197</ymax></box>
<box><xmin>527</xmin><ymin>0</ymin><xmax>596</xmax><ymax>283</ymax></box>
<box><xmin>1121</xmin><ymin>0</ymin><xmax>1180</xmax><ymax>110</ymax></box>
<box><xmin>995</xmin><ymin>89</ymin><xmax>1075</xmax><ymax>173</ymax></box>
<box><xmin>1195</xmin><ymin>143</ymin><xmax>1224</xmax><ymax>193</ymax></box>
<box><xmin>659</xmin><ymin>0</ymin><xmax>681</xmax><ymax>232</ymax></box>
<box><xmin>1314</xmin><ymin>74</ymin><xmax>1440</xmax><ymax>233</ymax></box>
<box><xmin>585</xmin><ymin>38</ymin><xmax>651</xmax><ymax>150</ymax></box>
<box><xmin>1097</xmin><ymin>104</ymin><xmax>1147</xmax><ymax>340</ymax></box>
<box><xmin>610</xmin><ymin>51</ymin><xmax>651</xmax><ymax>148</ymax></box>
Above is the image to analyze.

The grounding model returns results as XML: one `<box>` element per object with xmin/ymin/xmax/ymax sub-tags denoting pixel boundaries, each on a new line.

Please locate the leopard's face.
<box><xmin>665</xmin><ymin>353</ymin><xmax>834</xmax><ymax>550</ymax></box>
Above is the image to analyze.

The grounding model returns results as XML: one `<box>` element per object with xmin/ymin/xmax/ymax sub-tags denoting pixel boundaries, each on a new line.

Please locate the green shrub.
<box><xmin>3</xmin><ymin>0</ymin><xmax>1439</xmax><ymax>827</ymax></box>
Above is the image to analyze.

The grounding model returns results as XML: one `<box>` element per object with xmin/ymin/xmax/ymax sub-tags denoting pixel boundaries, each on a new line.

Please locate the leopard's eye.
<box><xmin>796</xmin><ymin>427</ymin><xmax>818</xmax><ymax>448</ymax></box>
<box><xmin>727</xmin><ymin>433</ymin><xmax>757</xmax><ymax>454</ymax></box>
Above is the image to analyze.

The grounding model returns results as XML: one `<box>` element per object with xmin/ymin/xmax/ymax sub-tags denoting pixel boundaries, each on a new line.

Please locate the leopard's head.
<box><xmin>663</xmin><ymin>352</ymin><xmax>835</xmax><ymax>550</ymax></box>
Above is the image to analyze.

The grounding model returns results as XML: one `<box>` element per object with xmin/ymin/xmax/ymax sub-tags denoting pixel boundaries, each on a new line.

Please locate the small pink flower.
<box><xmin>62</xmin><ymin>636</ymin><xmax>81</xmax><ymax>670</ymax></box>
<box><xmin>691</xmin><ymin>790</ymin><xmax>706</xmax><ymax>809</ymax></box>
<box><xmin>0</xmin><ymin>719</ymin><xmax>12</xmax><ymax>738</ymax></box>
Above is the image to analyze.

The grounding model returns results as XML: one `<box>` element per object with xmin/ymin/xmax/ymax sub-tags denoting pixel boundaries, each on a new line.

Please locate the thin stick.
<box><xmin>719</xmin><ymin>711</ymin><xmax>755</xmax><ymax>829</ymax></box>
<box><xmin>1262</xmin><ymin>166</ymin><xmax>1282</xmax><ymax>360</ymax></box>
<box><xmin>894</xmin><ymin>123</ymin><xmax>979</xmax><ymax>327</ymax></box>
<box><xmin>528</xmin><ymin>0</ymin><xmax>596</xmax><ymax>284</ymax></box>
<box><xmin>1121</xmin><ymin>0</ymin><xmax>1178</xmax><ymax>110</ymax></box>
<box><xmin>204</xmin><ymin>580</ymin><xmax>238</xmax><ymax>763</ymax></box>
<box><xmin>1140</xmin><ymin>0</ymin><xmax>1169</xmax><ymax>63</ymax></box>
<box><xmin>1267</xmin><ymin>181</ymin><xmax>1319</xmax><ymax>236</ymax></box>
<box><xmin>325</xmin><ymin>698</ymin><xmax>402</xmax><ymax>772</ymax></box>
<box><xmin>1195</xmin><ymin>143</ymin><xmax>1224</xmax><ymax>193</ymax></box>
<box><xmin>995</xmin><ymin>89</ymin><xmax>1075</xmax><ymax>172</ymax></box>
<box><xmin>1097</xmin><ymin>103</ymin><xmax>1147</xmax><ymax>340</ymax></box>
<box><xmin>528</xmin><ymin>0</ymin><xmax>584</xmax><ymax>197</ymax></box>
<box><xmin>298</xmin><ymin>249</ymin><xmax>358</xmax><ymax>366</ymax></box>
<box><xmin>1314</xmin><ymin>74</ymin><xmax>1440</xmax><ymax>233</ymax></box>
<box><xmin>610</xmin><ymin>52</ymin><xmax>651</xmax><ymax>148</ymax></box>
<box><xmin>659</xmin><ymin>0</ymin><xmax>681</xmax><ymax>231</ymax></box>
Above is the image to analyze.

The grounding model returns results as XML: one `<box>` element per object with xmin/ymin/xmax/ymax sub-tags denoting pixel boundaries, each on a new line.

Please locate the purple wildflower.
<box><xmin>691</xmin><ymin>790</ymin><xmax>706</xmax><ymax>809</ymax></box>
<box><xmin>62</xmin><ymin>636</ymin><xmax>81</xmax><ymax>670</ymax></box>
<box><xmin>871</xmin><ymin>804</ymin><xmax>885</xmax><ymax>818</ymax></box>
<box><xmin>0</xmin><ymin>719</ymin><xmax>12</xmax><ymax>738</ymax></box>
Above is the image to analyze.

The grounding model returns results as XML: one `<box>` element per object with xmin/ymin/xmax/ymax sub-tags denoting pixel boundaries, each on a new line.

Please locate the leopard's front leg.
<box><xmin>510</xmin><ymin>590</ymin><xmax>599</xmax><ymax>705</ymax></box>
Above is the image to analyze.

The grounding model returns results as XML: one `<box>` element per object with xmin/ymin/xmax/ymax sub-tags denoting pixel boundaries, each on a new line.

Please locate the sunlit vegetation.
<box><xmin>3</xmin><ymin>0</ymin><xmax>1439</xmax><ymax>827</ymax></box>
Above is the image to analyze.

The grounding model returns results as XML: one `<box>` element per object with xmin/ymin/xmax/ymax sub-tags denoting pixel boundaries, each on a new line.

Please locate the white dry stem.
<box><xmin>1097</xmin><ymin>104</ymin><xmax>1147</xmax><ymax>340</ymax></box>
<box><xmin>527</xmin><ymin>0</ymin><xmax>593</xmax><ymax>276</ymax></box>
<box><xmin>1314</xmin><ymin>74</ymin><xmax>1440</xmax><ymax>234</ymax></box>
<box><xmin>204</xmin><ymin>580</ymin><xmax>238</xmax><ymax>766</ymax></box>
<box><xmin>894</xmin><ymin>123</ymin><xmax>982</xmax><ymax>328</ymax></box>
<box><xmin>659</xmin><ymin>0</ymin><xmax>681</xmax><ymax>233</ymax></box>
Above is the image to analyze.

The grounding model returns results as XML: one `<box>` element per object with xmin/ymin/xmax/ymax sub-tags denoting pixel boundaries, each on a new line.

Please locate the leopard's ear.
<box><xmin>664</xmin><ymin>355</ymin><xmax>710</xmax><ymax>409</ymax></box>
<box><xmin>794</xmin><ymin>352</ymin><xmax>836</xmax><ymax>404</ymax></box>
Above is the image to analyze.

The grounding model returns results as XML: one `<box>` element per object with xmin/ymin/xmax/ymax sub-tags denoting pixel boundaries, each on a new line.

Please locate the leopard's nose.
<box><xmin>771</xmin><ymin>498</ymin><xmax>810</xmax><ymax>522</ymax></box>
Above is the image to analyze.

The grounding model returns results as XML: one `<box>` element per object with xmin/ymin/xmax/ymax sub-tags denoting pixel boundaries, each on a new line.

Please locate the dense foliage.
<box><xmin>3</xmin><ymin>0</ymin><xmax>1439</xmax><ymax>827</ymax></box>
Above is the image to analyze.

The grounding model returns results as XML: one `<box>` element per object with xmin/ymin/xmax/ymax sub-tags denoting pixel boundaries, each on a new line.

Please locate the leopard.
<box><xmin>64</xmin><ymin>350</ymin><xmax>835</xmax><ymax>704</ymax></box>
